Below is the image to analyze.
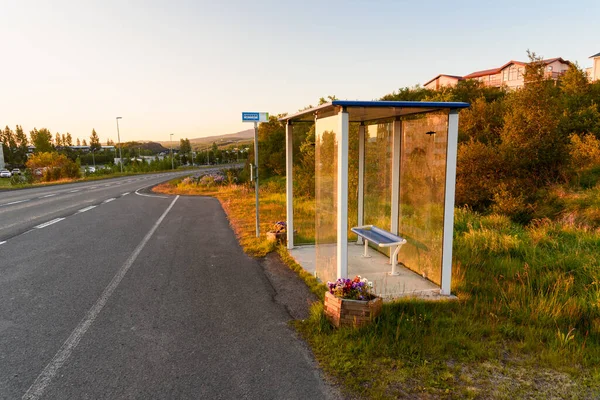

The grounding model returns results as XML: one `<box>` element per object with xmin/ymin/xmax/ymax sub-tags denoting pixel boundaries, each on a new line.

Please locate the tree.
<box><xmin>1</xmin><ymin>126</ymin><xmax>16</xmax><ymax>164</ymax></box>
<box><xmin>14</xmin><ymin>125</ymin><xmax>28</xmax><ymax>164</ymax></box>
<box><xmin>30</xmin><ymin>128</ymin><xmax>54</xmax><ymax>153</ymax></box>
<box><xmin>458</xmin><ymin>97</ymin><xmax>504</xmax><ymax>145</ymax></box>
<box><xmin>76</xmin><ymin>138</ymin><xmax>81</xmax><ymax>146</ymax></box>
<box><xmin>256</xmin><ymin>115</ymin><xmax>286</xmax><ymax>176</ymax></box>
<box><xmin>89</xmin><ymin>129</ymin><xmax>101</xmax><ymax>152</ymax></box>
<box><xmin>559</xmin><ymin>63</ymin><xmax>600</xmax><ymax>137</ymax></box>
<box><xmin>381</xmin><ymin>85</ymin><xmax>433</xmax><ymax>101</ymax></box>
<box><xmin>89</xmin><ymin>129</ymin><xmax>101</xmax><ymax>168</ymax></box>
<box><xmin>65</xmin><ymin>133</ymin><xmax>73</xmax><ymax>146</ymax></box>
<box><xmin>500</xmin><ymin>51</ymin><xmax>564</xmax><ymax>186</ymax></box>
<box><xmin>179</xmin><ymin>138</ymin><xmax>192</xmax><ymax>164</ymax></box>
<box><xmin>211</xmin><ymin>142</ymin><xmax>220</xmax><ymax>164</ymax></box>
<box><xmin>55</xmin><ymin>133</ymin><xmax>62</xmax><ymax>147</ymax></box>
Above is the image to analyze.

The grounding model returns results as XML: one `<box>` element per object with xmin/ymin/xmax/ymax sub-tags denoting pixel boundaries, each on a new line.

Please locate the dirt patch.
<box><xmin>260</xmin><ymin>252</ymin><xmax>319</xmax><ymax>320</ymax></box>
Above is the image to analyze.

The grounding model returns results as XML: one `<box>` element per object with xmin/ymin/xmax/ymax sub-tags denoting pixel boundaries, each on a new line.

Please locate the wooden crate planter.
<box><xmin>324</xmin><ymin>291</ymin><xmax>383</xmax><ymax>328</ymax></box>
<box><xmin>266</xmin><ymin>231</ymin><xmax>286</xmax><ymax>243</ymax></box>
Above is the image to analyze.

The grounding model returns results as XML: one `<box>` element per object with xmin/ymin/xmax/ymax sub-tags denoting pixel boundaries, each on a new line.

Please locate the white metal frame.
<box><xmin>390</xmin><ymin>119</ymin><xmax>402</xmax><ymax>235</ymax></box>
<box><xmin>281</xmin><ymin>104</ymin><xmax>461</xmax><ymax>296</ymax></box>
<box><xmin>356</xmin><ymin>124</ymin><xmax>365</xmax><ymax>245</ymax></box>
<box><xmin>285</xmin><ymin>122</ymin><xmax>294</xmax><ymax>249</ymax></box>
<box><xmin>441</xmin><ymin>110</ymin><xmax>459</xmax><ymax>295</ymax></box>
<box><xmin>336</xmin><ymin>109</ymin><xmax>349</xmax><ymax>279</ymax></box>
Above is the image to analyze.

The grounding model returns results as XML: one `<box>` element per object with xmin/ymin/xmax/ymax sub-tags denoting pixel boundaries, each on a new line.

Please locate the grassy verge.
<box><xmin>154</xmin><ymin>177</ymin><xmax>600</xmax><ymax>399</ymax></box>
<box><xmin>0</xmin><ymin>166</ymin><xmax>202</xmax><ymax>191</ymax></box>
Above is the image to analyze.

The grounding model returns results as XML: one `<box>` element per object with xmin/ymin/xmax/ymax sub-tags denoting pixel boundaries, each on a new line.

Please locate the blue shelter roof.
<box><xmin>280</xmin><ymin>100</ymin><xmax>469</xmax><ymax>123</ymax></box>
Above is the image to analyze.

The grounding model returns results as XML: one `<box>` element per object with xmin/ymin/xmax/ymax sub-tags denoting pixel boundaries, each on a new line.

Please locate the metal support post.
<box><xmin>357</xmin><ymin>123</ymin><xmax>365</xmax><ymax>244</ymax></box>
<box><xmin>336</xmin><ymin>109</ymin><xmax>349</xmax><ymax>279</ymax></box>
<box><xmin>285</xmin><ymin>122</ymin><xmax>294</xmax><ymax>248</ymax></box>
<box><xmin>254</xmin><ymin>121</ymin><xmax>260</xmax><ymax>238</ymax></box>
<box><xmin>441</xmin><ymin>110</ymin><xmax>459</xmax><ymax>295</ymax></box>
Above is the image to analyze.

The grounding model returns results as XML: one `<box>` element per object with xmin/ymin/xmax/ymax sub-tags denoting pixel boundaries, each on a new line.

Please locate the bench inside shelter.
<box><xmin>351</xmin><ymin>225</ymin><xmax>407</xmax><ymax>276</ymax></box>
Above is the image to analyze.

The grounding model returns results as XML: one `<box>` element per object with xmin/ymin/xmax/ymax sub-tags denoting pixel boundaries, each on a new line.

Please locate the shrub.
<box><xmin>569</xmin><ymin>133</ymin><xmax>600</xmax><ymax>174</ymax></box>
<box><xmin>10</xmin><ymin>174</ymin><xmax>24</xmax><ymax>186</ymax></box>
<box><xmin>26</xmin><ymin>152</ymin><xmax>81</xmax><ymax>182</ymax></box>
<box><xmin>456</xmin><ymin>139</ymin><xmax>503</xmax><ymax>210</ymax></box>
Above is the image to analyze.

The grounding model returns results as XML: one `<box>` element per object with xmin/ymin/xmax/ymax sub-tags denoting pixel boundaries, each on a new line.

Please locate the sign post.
<box><xmin>242</xmin><ymin>112</ymin><xmax>269</xmax><ymax>238</ymax></box>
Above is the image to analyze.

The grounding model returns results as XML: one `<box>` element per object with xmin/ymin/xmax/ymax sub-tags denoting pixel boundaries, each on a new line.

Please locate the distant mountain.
<box><xmin>121</xmin><ymin>141</ymin><xmax>168</xmax><ymax>154</ymax></box>
<box><xmin>159</xmin><ymin>129</ymin><xmax>254</xmax><ymax>149</ymax></box>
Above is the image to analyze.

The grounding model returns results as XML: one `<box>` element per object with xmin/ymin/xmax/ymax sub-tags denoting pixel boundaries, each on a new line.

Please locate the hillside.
<box><xmin>121</xmin><ymin>141</ymin><xmax>168</xmax><ymax>154</ymax></box>
<box><xmin>159</xmin><ymin>129</ymin><xmax>254</xmax><ymax>150</ymax></box>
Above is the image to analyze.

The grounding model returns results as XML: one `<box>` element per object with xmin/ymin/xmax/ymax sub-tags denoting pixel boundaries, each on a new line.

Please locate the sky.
<box><xmin>1</xmin><ymin>0</ymin><xmax>598</xmax><ymax>144</ymax></box>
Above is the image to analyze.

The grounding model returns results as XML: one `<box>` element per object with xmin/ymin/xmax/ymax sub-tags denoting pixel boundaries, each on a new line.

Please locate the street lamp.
<box><xmin>170</xmin><ymin>133</ymin><xmax>174</xmax><ymax>170</ymax></box>
<box><xmin>116</xmin><ymin>117</ymin><xmax>123</xmax><ymax>173</ymax></box>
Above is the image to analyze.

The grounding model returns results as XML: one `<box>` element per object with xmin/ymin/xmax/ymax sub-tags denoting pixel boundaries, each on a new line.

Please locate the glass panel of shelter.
<box><xmin>311</xmin><ymin>109</ymin><xmax>450</xmax><ymax>294</ymax></box>
<box><xmin>398</xmin><ymin>110</ymin><xmax>449</xmax><ymax>286</ymax></box>
<box><xmin>314</xmin><ymin>114</ymin><xmax>339</xmax><ymax>283</ymax></box>
<box><xmin>291</xmin><ymin>122</ymin><xmax>316</xmax><ymax>245</ymax></box>
<box><xmin>343</xmin><ymin>111</ymin><xmax>450</xmax><ymax>294</ymax></box>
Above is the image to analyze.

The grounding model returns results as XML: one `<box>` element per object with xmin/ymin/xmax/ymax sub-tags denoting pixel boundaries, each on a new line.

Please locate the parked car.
<box><xmin>0</xmin><ymin>169</ymin><xmax>12</xmax><ymax>178</ymax></box>
<box><xmin>11</xmin><ymin>168</ymin><xmax>21</xmax><ymax>175</ymax></box>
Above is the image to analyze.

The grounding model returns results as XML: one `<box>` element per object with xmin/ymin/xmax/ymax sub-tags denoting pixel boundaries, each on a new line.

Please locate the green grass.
<box><xmin>155</xmin><ymin>177</ymin><xmax>600</xmax><ymax>398</ymax></box>
<box><xmin>294</xmin><ymin>208</ymin><xmax>600</xmax><ymax>398</ymax></box>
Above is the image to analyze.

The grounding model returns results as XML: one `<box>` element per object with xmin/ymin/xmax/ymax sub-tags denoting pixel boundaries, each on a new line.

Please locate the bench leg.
<box><xmin>362</xmin><ymin>240</ymin><xmax>371</xmax><ymax>258</ymax></box>
<box><xmin>388</xmin><ymin>245</ymin><xmax>402</xmax><ymax>276</ymax></box>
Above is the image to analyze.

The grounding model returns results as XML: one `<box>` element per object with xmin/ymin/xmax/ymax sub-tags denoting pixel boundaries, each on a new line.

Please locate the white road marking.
<box><xmin>39</xmin><ymin>194</ymin><xmax>56</xmax><ymax>198</ymax></box>
<box><xmin>77</xmin><ymin>206</ymin><xmax>96</xmax><ymax>213</ymax></box>
<box><xmin>0</xmin><ymin>199</ymin><xmax>30</xmax><ymax>207</ymax></box>
<box><xmin>89</xmin><ymin>186</ymin><xmax>97</xmax><ymax>189</ymax></box>
<box><xmin>102</xmin><ymin>198</ymin><xmax>116</xmax><ymax>204</ymax></box>
<box><xmin>22</xmin><ymin>195</ymin><xmax>180</xmax><ymax>400</ymax></box>
<box><xmin>69</xmin><ymin>189</ymin><xmax>81</xmax><ymax>193</ymax></box>
<box><xmin>0</xmin><ymin>241</ymin><xmax>6</xmax><ymax>245</ymax></box>
<box><xmin>134</xmin><ymin>184</ymin><xmax>168</xmax><ymax>199</ymax></box>
<box><xmin>34</xmin><ymin>218</ymin><xmax>65</xmax><ymax>229</ymax></box>
<box><xmin>121</xmin><ymin>192</ymin><xmax>130</xmax><ymax>196</ymax></box>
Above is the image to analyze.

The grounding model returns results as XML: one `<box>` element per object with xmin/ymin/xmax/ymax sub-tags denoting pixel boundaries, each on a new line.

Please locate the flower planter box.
<box><xmin>324</xmin><ymin>291</ymin><xmax>383</xmax><ymax>328</ymax></box>
<box><xmin>266</xmin><ymin>231</ymin><xmax>286</xmax><ymax>243</ymax></box>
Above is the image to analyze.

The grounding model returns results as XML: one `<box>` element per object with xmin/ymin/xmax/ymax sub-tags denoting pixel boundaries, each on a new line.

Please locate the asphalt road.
<box><xmin>0</xmin><ymin>173</ymin><xmax>338</xmax><ymax>399</ymax></box>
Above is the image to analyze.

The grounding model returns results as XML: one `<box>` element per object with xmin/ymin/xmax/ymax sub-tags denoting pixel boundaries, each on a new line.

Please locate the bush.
<box><xmin>221</xmin><ymin>167</ymin><xmax>246</xmax><ymax>185</ymax></box>
<box><xmin>569</xmin><ymin>133</ymin><xmax>600</xmax><ymax>184</ymax></box>
<box><xmin>26</xmin><ymin>152</ymin><xmax>81</xmax><ymax>182</ymax></box>
<box><xmin>10</xmin><ymin>174</ymin><xmax>25</xmax><ymax>186</ymax></box>
<box><xmin>456</xmin><ymin>139</ymin><xmax>503</xmax><ymax>210</ymax></box>
<box><xmin>260</xmin><ymin>176</ymin><xmax>285</xmax><ymax>194</ymax></box>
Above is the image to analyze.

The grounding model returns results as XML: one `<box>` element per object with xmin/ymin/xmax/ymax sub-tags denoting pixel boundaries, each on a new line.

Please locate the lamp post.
<box><xmin>170</xmin><ymin>133</ymin><xmax>174</xmax><ymax>170</ymax></box>
<box><xmin>116</xmin><ymin>117</ymin><xmax>123</xmax><ymax>173</ymax></box>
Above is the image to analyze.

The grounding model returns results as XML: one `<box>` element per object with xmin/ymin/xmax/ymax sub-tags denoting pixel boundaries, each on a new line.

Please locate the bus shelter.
<box><xmin>280</xmin><ymin>101</ymin><xmax>469</xmax><ymax>297</ymax></box>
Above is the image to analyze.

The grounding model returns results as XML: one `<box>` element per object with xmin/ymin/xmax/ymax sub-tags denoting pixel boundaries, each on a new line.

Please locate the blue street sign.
<box><xmin>242</xmin><ymin>112</ymin><xmax>269</xmax><ymax>123</ymax></box>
